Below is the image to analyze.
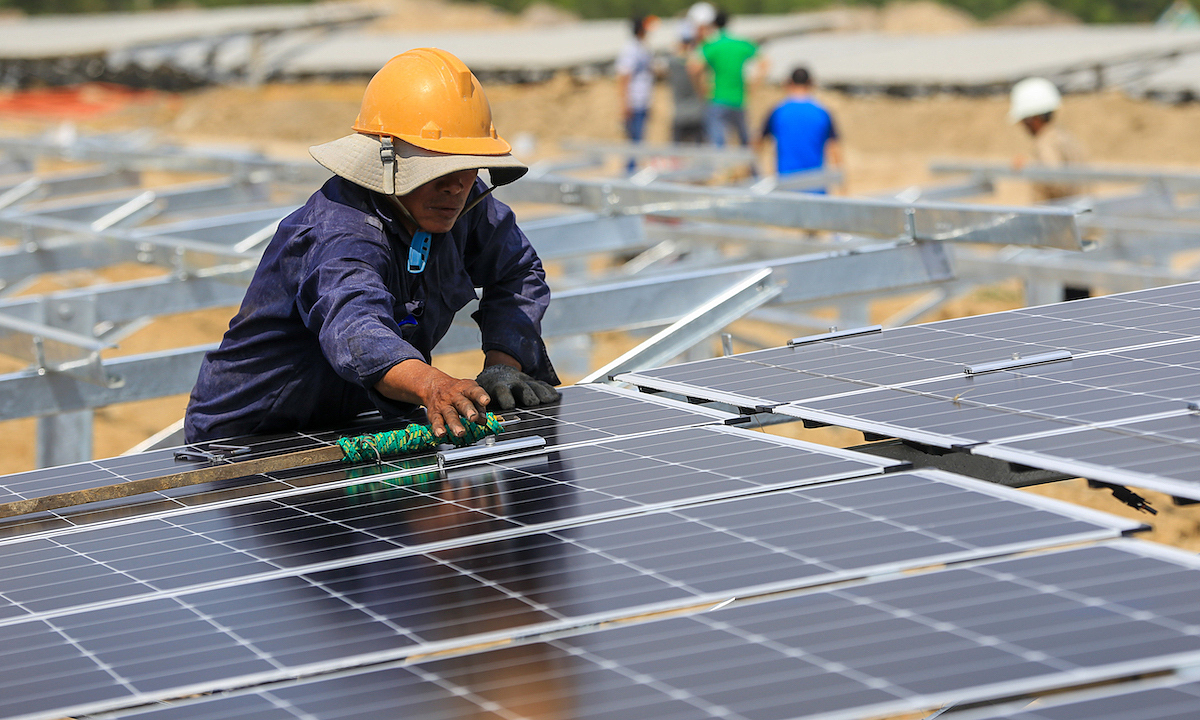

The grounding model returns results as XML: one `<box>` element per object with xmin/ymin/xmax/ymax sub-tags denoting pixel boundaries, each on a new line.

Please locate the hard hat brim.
<box><xmin>310</xmin><ymin>133</ymin><xmax>528</xmax><ymax>197</ymax></box>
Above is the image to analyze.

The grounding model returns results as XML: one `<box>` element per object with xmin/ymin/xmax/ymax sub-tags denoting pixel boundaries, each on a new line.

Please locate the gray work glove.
<box><xmin>475</xmin><ymin>365</ymin><xmax>561</xmax><ymax>411</ymax></box>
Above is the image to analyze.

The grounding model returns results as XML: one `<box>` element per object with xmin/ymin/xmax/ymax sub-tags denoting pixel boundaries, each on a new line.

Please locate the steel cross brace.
<box><xmin>497</xmin><ymin>173</ymin><xmax>1083</xmax><ymax>251</ymax></box>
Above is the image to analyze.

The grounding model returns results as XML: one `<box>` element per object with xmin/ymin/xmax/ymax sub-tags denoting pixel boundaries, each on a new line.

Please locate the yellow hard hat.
<box><xmin>310</xmin><ymin>47</ymin><xmax>527</xmax><ymax>196</ymax></box>
<box><xmin>352</xmin><ymin>47</ymin><xmax>510</xmax><ymax>156</ymax></box>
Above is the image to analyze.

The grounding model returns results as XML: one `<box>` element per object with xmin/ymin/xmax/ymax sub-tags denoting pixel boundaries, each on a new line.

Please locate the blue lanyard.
<box><xmin>407</xmin><ymin>231</ymin><xmax>431</xmax><ymax>274</ymax></box>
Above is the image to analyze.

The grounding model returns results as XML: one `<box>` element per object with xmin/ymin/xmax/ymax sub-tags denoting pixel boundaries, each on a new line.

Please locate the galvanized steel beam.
<box><xmin>0</xmin><ymin>269</ymin><xmax>252</xmax><ymax>336</ymax></box>
<box><xmin>931</xmin><ymin>160</ymin><xmax>1200</xmax><ymax>194</ymax></box>
<box><xmin>519</xmin><ymin>213</ymin><xmax>648</xmax><ymax>260</ymax></box>
<box><xmin>0</xmin><ymin>179</ymin><xmax>270</xmax><ymax>227</ymax></box>
<box><xmin>0</xmin><ymin>345</ymin><xmax>212</xmax><ymax>420</ymax></box>
<box><xmin>0</xmin><ymin>168</ymin><xmax>140</xmax><ymax>209</ymax></box>
<box><xmin>436</xmin><ymin>241</ymin><xmax>955</xmax><ymax>353</ymax></box>
<box><xmin>581</xmin><ymin>268</ymin><xmax>782</xmax><ymax>383</ymax></box>
<box><xmin>498</xmin><ymin>174</ymin><xmax>1083</xmax><ymax>250</ymax></box>
<box><xmin>36</xmin><ymin>410</ymin><xmax>93</xmax><ymax>468</ymax></box>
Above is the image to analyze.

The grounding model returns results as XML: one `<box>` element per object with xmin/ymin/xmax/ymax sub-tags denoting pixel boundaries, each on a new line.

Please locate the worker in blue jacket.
<box><xmin>185</xmin><ymin>48</ymin><xmax>560</xmax><ymax>444</ymax></box>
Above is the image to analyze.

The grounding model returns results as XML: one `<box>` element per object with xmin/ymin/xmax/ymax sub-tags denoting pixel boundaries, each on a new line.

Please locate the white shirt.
<box><xmin>616</xmin><ymin>38</ymin><xmax>654</xmax><ymax>111</ymax></box>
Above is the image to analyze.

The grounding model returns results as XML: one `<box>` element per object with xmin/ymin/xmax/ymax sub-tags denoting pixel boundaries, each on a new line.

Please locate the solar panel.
<box><xmin>92</xmin><ymin>541</ymin><xmax>1200</xmax><ymax>720</ymax></box>
<box><xmin>616</xmin><ymin>325</ymin><xmax>1051</xmax><ymax>410</ymax></box>
<box><xmin>950</xmin><ymin>676</ymin><xmax>1200</xmax><ymax>720</ymax></box>
<box><xmin>617</xmin><ymin>282</ymin><xmax>1200</xmax><ymax>411</ymax></box>
<box><xmin>0</xmin><ymin>385</ymin><xmax>735</xmax><ymax>537</ymax></box>
<box><xmin>975</xmin><ymin>410</ymin><xmax>1200</xmax><ymax>501</ymax></box>
<box><xmin>0</xmin><ymin>425</ymin><xmax>894</xmax><ymax>611</ymax></box>
<box><xmin>493</xmin><ymin>383</ymin><xmax>736</xmax><ymax>447</ymax></box>
<box><xmin>0</xmin><ymin>470</ymin><xmax>1141</xmax><ymax>720</ymax></box>
<box><xmin>778</xmin><ymin>342</ymin><xmax>1199</xmax><ymax>446</ymax></box>
<box><xmin>9</xmin><ymin>280</ymin><xmax>1200</xmax><ymax>720</ymax></box>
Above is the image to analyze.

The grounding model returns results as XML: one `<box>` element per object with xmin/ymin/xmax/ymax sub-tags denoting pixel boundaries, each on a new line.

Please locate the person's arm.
<box><xmin>617</xmin><ymin>71</ymin><xmax>632</xmax><ymax>121</ymax></box>
<box><xmin>754</xmin><ymin>107</ymin><xmax>775</xmax><ymax>156</ymax></box>
<box><xmin>616</xmin><ymin>45</ymin><xmax>634</xmax><ymax>121</ymax></box>
<box><xmin>296</xmin><ymin>224</ymin><xmax>489</xmax><ymax>439</ymax></box>
<box><xmin>825</xmin><ymin>115</ymin><xmax>844</xmax><ymax>169</ymax></box>
<box><xmin>463</xmin><ymin>188</ymin><xmax>560</xmax><ymax>391</ymax></box>
<box><xmin>374</xmin><ymin>359</ymin><xmax>490</xmax><ymax>436</ymax></box>
<box><xmin>750</xmin><ymin>50</ymin><xmax>769</xmax><ymax>90</ymax></box>
<box><xmin>825</xmin><ymin>138</ymin><xmax>844</xmax><ymax>169</ymax></box>
<box><xmin>688</xmin><ymin>50</ymin><xmax>709</xmax><ymax>100</ymax></box>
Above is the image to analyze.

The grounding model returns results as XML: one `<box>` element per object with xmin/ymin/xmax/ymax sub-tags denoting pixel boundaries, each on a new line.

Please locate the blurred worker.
<box><xmin>185</xmin><ymin>48</ymin><xmax>560</xmax><ymax>444</ymax></box>
<box><xmin>667</xmin><ymin>22</ymin><xmax>705</xmax><ymax>144</ymax></box>
<box><xmin>758</xmin><ymin>67</ymin><xmax>843</xmax><ymax>193</ymax></box>
<box><xmin>695</xmin><ymin>9</ymin><xmax>765</xmax><ymax>148</ymax></box>
<box><xmin>1009</xmin><ymin>77</ymin><xmax>1087</xmax><ymax>201</ymax></box>
<box><xmin>617</xmin><ymin>15</ymin><xmax>657</xmax><ymax>174</ymax></box>
<box><xmin>686</xmin><ymin>1</ymin><xmax>716</xmax><ymax>39</ymax></box>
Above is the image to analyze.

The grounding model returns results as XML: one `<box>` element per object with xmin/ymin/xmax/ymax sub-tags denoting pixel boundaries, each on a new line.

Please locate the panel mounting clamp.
<box><xmin>963</xmin><ymin>349</ymin><xmax>1072</xmax><ymax>375</ymax></box>
<box><xmin>789</xmin><ymin>325</ymin><xmax>882</xmax><ymax>347</ymax></box>
<box><xmin>436</xmin><ymin>435</ymin><xmax>547</xmax><ymax>471</ymax></box>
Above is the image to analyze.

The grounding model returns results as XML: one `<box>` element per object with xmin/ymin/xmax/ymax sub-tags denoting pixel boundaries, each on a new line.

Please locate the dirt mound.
<box><xmin>989</xmin><ymin>0</ymin><xmax>1081</xmax><ymax>26</ymax></box>
<box><xmin>367</xmin><ymin>0</ymin><xmax>518</xmax><ymax>32</ymax></box>
<box><xmin>519</xmin><ymin>2</ymin><xmax>580</xmax><ymax>26</ymax></box>
<box><xmin>879</xmin><ymin>0</ymin><xmax>978</xmax><ymax>34</ymax></box>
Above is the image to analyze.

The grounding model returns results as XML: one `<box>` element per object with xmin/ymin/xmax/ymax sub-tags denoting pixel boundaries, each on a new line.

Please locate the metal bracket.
<box><xmin>174</xmin><ymin>443</ymin><xmax>251</xmax><ymax>464</ymax></box>
<box><xmin>436</xmin><ymin>436</ymin><xmax>547</xmax><ymax>471</ymax></box>
<box><xmin>964</xmin><ymin>349</ymin><xmax>1073</xmax><ymax>375</ymax></box>
<box><xmin>0</xmin><ymin>313</ymin><xmax>123</xmax><ymax>387</ymax></box>
<box><xmin>789</xmin><ymin>325</ymin><xmax>883</xmax><ymax>347</ymax></box>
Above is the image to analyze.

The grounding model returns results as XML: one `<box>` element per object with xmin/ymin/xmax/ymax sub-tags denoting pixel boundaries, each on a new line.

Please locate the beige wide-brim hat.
<box><xmin>310</xmin><ymin>132</ymin><xmax>528</xmax><ymax>196</ymax></box>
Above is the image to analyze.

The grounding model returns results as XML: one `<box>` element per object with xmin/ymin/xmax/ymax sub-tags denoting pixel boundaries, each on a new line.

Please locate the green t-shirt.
<box><xmin>702</xmin><ymin>31</ymin><xmax>758</xmax><ymax>108</ymax></box>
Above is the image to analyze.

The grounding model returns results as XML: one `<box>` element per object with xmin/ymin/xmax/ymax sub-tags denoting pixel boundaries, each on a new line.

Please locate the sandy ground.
<box><xmin>3</xmin><ymin>2</ymin><xmax>1200</xmax><ymax>549</ymax></box>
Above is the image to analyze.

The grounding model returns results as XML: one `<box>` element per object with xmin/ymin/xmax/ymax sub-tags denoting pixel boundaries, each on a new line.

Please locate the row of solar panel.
<box><xmin>3</xmin><ymin>287</ymin><xmax>1200</xmax><ymax>720</ymax></box>
<box><xmin>0</xmin><ymin>381</ymin><xmax>1162</xmax><ymax>719</ymax></box>
<box><xmin>619</xmin><ymin>282</ymin><xmax>1200</xmax><ymax>502</ymax></box>
<box><xmin>29</xmin><ymin>542</ymin><xmax>1200</xmax><ymax>720</ymax></box>
<box><xmin>0</xmin><ymin>461</ymin><xmax>1134</xmax><ymax>713</ymax></box>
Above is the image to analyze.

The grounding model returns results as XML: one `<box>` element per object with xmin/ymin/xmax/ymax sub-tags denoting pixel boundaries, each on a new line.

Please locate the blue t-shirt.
<box><xmin>761</xmin><ymin>97</ymin><xmax>838</xmax><ymax>175</ymax></box>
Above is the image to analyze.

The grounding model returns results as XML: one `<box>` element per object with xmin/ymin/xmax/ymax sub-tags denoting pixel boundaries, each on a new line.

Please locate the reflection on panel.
<box><xmin>0</xmin><ymin>385</ymin><xmax>732</xmax><ymax>536</ymax></box>
<box><xmin>0</xmin><ymin>427</ymin><xmax>895</xmax><ymax>623</ymax></box>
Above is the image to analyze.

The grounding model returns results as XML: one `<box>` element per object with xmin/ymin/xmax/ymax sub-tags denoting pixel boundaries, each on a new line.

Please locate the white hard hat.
<box><xmin>1008</xmin><ymin>77</ymin><xmax>1061</xmax><ymax>123</ymax></box>
<box><xmin>687</xmin><ymin>2</ymin><xmax>716</xmax><ymax>27</ymax></box>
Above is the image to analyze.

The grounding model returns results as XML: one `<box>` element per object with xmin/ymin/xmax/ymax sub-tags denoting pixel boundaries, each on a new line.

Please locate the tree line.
<box><xmin>0</xmin><ymin>0</ymin><xmax>1177</xmax><ymax>26</ymax></box>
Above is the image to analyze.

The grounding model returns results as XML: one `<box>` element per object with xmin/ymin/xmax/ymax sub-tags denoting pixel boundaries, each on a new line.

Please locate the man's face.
<box><xmin>397</xmin><ymin>169</ymin><xmax>479</xmax><ymax>235</ymax></box>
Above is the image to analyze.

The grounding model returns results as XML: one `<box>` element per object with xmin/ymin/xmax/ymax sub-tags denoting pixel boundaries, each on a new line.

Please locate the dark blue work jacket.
<box><xmin>184</xmin><ymin>176</ymin><xmax>557</xmax><ymax>442</ymax></box>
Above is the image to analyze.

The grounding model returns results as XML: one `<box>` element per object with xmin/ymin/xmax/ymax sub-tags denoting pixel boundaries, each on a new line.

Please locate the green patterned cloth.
<box><xmin>337</xmin><ymin>413</ymin><xmax>505</xmax><ymax>463</ymax></box>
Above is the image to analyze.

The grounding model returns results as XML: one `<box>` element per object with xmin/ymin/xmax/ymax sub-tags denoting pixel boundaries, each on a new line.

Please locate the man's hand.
<box><xmin>476</xmin><ymin>364</ymin><xmax>560</xmax><ymax>411</ymax></box>
<box><xmin>375</xmin><ymin>359</ymin><xmax>490</xmax><ymax>439</ymax></box>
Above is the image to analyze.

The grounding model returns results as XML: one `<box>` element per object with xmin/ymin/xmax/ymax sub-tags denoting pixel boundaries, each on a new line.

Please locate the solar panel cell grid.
<box><xmin>976</xmin><ymin>412</ymin><xmax>1200</xmax><ymax>498</ymax></box>
<box><xmin>119</xmin><ymin>542</ymin><xmax>1200</xmax><ymax>720</ymax></box>
<box><xmin>10</xmin><ymin>284</ymin><xmax>1200</xmax><ymax>720</ymax></box>
<box><xmin>622</xmin><ymin>284</ymin><xmax>1200</xmax><ymax>415</ymax></box>
<box><xmin>790</xmin><ymin>341</ymin><xmax>1200</xmax><ymax>447</ymax></box>
<box><xmin>0</xmin><ymin>471</ymin><xmax>1137</xmax><ymax>720</ymax></box>
<box><xmin>491</xmin><ymin>384</ymin><xmax>732</xmax><ymax>447</ymax></box>
<box><xmin>0</xmin><ymin>432</ymin><xmax>890</xmax><ymax>622</ymax></box>
<box><xmin>960</xmin><ymin>680</ymin><xmax>1200</xmax><ymax>720</ymax></box>
<box><xmin>0</xmin><ymin>385</ymin><xmax>730</xmax><ymax>536</ymax></box>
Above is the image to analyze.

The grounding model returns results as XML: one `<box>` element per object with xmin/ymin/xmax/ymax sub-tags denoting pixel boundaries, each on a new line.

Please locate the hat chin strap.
<box><xmin>379</xmin><ymin>136</ymin><xmax>397</xmax><ymax>195</ymax></box>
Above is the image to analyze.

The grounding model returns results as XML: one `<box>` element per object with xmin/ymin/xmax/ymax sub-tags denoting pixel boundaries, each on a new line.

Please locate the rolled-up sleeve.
<box><xmin>465</xmin><ymin>194</ymin><xmax>559</xmax><ymax>385</ymax></box>
<box><xmin>295</xmin><ymin>220</ymin><xmax>423</xmax><ymax>389</ymax></box>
